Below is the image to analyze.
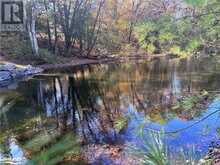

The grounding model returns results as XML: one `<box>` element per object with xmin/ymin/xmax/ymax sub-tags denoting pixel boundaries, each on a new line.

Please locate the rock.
<box><xmin>0</xmin><ymin>63</ymin><xmax>43</xmax><ymax>87</ymax></box>
<box><xmin>13</xmin><ymin>69</ymin><xmax>24</xmax><ymax>79</ymax></box>
<box><xmin>23</xmin><ymin>65</ymin><xmax>43</xmax><ymax>75</ymax></box>
<box><xmin>0</xmin><ymin>71</ymin><xmax>13</xmax><ymax>86</ymax></box>
<box><xmin>0</xmin><ymin>63</ymin><xmax>16</xmax><ymax>71</ymax></box>
<box><xmin>0</xmin><ymin>71</ymin><xmax>12</xmax><ymax>81</ymax></box>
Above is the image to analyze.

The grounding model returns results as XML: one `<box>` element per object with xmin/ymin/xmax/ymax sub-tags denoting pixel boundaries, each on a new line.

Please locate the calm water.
<box><xmin>1</xmin><ymin>57</ymin><xmax>220</xmax><ymax>164</ymax></box>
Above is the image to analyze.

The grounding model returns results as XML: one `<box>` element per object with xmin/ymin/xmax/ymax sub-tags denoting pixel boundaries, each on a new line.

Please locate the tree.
<box><xmin>26</xmin><ymin>0</ymin><xmax>39</xmax><ymax>56</ymax></box>
<box><xmin>43</xmin><ymin>0</ymin><xmax>52</xmax><ymax>50</ymax></box>
<box><xmin>128</xmin><ymin>0</ymin><xmax>144</xmax><ymax>42</ymax></box>
<box><xmin>86</xmin><ymin>0</ymin><xmax>105</xmax><ymax>56</ymax></box>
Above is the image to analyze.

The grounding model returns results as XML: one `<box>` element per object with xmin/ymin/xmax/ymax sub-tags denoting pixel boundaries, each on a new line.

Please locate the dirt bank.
<box><xmin>37</xmin><ymin>54</ymin><xmax>166</xmax><ymax>70</ymax></box>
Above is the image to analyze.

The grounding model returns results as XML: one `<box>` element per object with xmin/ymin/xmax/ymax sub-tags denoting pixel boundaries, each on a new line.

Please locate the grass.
<box><xmin>130</xmin><ymin>131</ymin><xmax>169</xmax><ymax>165</ymax></box>
<box><xmin>114</xmin><ymin>116</ymin><xmax>129</xmax><ymax>133</ymax></box>
<box><xmin>129</xmin><ymin>128</ymin><xmax>209</xmax><ymax>165</ymax></box>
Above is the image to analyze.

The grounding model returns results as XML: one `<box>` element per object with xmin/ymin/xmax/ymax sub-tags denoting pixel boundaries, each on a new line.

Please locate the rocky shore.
<box><xmin>0</xmin><ymin>63</ymin><xmax>43</xmax><ymax>87</ymax></box>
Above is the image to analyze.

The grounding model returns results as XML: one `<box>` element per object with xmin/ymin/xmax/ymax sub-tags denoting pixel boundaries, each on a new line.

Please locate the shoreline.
<box><xmin>38</xmin><ymin>54</ymin><xmax>168</xmax><ymax>70</ymax></box>
<box><xmin>0</xmin><ymin>54</ymin><xmax>171</xmax><ymax>87</ymax></box>
<box><xmin>0</xmin><ymin>62</ymin><xmax>43</xmax><ymax>87</ymax></box>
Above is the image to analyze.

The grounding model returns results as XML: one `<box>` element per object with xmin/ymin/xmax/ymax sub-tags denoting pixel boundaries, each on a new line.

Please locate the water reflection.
<box><xmin>0</xmin><ymin>137</ymin><xmax>27</xmax><ymax>164</ymax></box>
<box><xmin>1</xmin><ymin>57</ymin><xmax>220</xmax><ymax>164</ymax></box>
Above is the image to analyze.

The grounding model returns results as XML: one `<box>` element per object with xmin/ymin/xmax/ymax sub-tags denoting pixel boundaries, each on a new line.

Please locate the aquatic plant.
<box><xmin>130</xmin><ymin>131</ymin><xmax>169</xmax><ymax>165</ymax></box>
<box><xmin>130</xmin><ymin>131</ymin><xmax>207</xmax><ymax>165</ymax></box>
<box><xmin>24</xmin><ymin>130</ymin><xmax>60</xmax><ymax>153</ymax></box>
<box><xmin>28</xmin><ymin>133</ymin><xmax>81</xmax><ymax>165</ymax></box>
<box><xmin>172</xmin><ymin>90</ymin><xmax>209</xmax><ymax>112</ymax></box>
<box><xmin>114</xmin><ymin>116</ymin><xmax>129</xmax><ymax>133</ymax></box>
<box><xmin>130</xmin><ymin>125</ymin><xmax>207</xmax><ymax>165</ymax></box>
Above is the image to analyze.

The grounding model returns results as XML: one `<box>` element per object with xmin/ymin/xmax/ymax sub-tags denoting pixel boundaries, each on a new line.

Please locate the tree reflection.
<box><xmin>32</xmin><ymin>57</ymin><xmax>220</xmax><ymax>145</ymax></box>
<box><xmin>1</xmin><ymin>57</ymin><xmax>220</xmax><ymax>163</ymax></box>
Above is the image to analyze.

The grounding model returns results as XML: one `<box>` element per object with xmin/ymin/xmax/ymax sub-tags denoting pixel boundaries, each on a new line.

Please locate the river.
<box><xmin>1</xmin><ymin>57</ymin><xmax>220</xmax><ymax>164</ymax></box>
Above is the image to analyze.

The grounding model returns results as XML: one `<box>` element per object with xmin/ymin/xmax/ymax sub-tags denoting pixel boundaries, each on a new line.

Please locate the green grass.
<box><xmin>130</xmin><ymin>131</ymin><xmax>169</xmax><ymax>165</ymax></box>
<box><xmin>129</xmin><ymin>130</ymin><xmax>208</xmax><ymax>164</ymax></box>
<box><xmin>114</xmin><ymin>116</ymin><xmax>129</xmax><ymax>133</ymax></box>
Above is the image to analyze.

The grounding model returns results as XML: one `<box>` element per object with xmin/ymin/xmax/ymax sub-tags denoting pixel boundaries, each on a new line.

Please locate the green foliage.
<box><xmin>134</xmin><ymin>0</ymin><xmax>220</xmax><ymax>57</ymax></box>
<box><xmin>28</xmin><ymin>133</ymin><xmax>80</xmax><ymax>165</ymax></box>
<box><xmin>180</xmin><ymin>96</ymin><xmax>200</xmax><ymax>111</ymax></box>
<box><xmin>184</xmin><ymin>0</ymin><xmax>207</xmax><ymax>7</ymax></box>
<box><xmin>134</xmin><ymin>22</ymin><xmax>156</xmax><ymax>52</ymax></box>
<box><xmin>24</xmin><ymin>131</ymin><xmax>60</xmax><ymax>152</ymax></box>
<box><xmin>134</xmin><ymin>16</ymin><xmax>179</xmax><ymax>55</ymax></box>
<box><xmin>147</xmin><ymin>44</ymin><xmax>156</xmax><ymax>54</ymax></box>
<box><xmin>130</xmin><ymin>130</ymin><xmax>205</xmax><ymax>165</ymax></box>
<box><xmin>130</xmin><ymin>132</ymin><xmax>169</xmax><ymax>165</ymax></box>
<box><xmin>172</xmin><ymin>90</ymin><xmax>209</xmax><ymax>111</ymax></box>
<box><xmin>169</xmin><ymin>46</ymin><xmax>188</xmax><ymax>58</ymax></box>
<box><xmin>37</xmin><ymin>48</ymin><xmax>57</xmax><ymax>64</ymax></box>
<box><xmin>114</xmin><ymin>116</ymin><xmax>129</xmax><ymax>132</ymax></box>
<box><xmin>186</xmin><ymin>38</ymin><xmax>201</xmax><ymax>53</ymax></box>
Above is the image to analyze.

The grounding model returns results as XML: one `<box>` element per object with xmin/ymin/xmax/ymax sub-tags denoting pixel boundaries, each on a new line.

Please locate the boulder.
<box><xmin>0</xmin><ymin>63</ymin><xmax>43</xmax><ymax>87</ymax></box>
<box><xmin>0</xmin><ymin>71</ymin><xmax>12</xmax><ymax>81</ymax></box>
<box><xmin>0</xmin><ymin>63</ymin><xmax>16</xmax><ymax>71</ymax></box>
<box><xmin>23</xmin><ymin>65</ymin><xmax>43</xmax><ymax>75</ymax></box>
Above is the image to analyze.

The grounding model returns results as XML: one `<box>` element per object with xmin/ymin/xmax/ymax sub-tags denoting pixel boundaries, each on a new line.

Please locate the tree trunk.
<box><xmin>128</xmin><ymin>22</ymin><xmax>134</xmax><ymax>43</ymax></box>
<box><xmin>53</xmin><ymin>0</ymin><xmax>58</xmax><ymax>54</ymax></box>
<box><xmin>44</xmin><ymin>0</ymin><xmax>52</xmax><ymax>50</ymax></box>
<box><xmin>27</xmin><ymin>15</ymin><xmax>39</xmax><ymax>56</ymax></box>
<box><xmin>26</xmin><ymin>1</ymin><xmax>39</xmax><ymax>56</ymax></box>
<box><xmin>86</xmin><ymin>0</ymin><xmax>105</xmax><ymax>56</ymax></box>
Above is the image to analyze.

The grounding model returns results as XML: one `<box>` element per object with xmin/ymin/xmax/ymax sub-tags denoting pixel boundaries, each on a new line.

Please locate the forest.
<box><xmin>1</xmin><ymin>0</ymin><xmax>220</xmax><ymax>61</ymax></box>
<box><xmin>1</xmin><ymin>0</ymin><xmax>220</xmax><ymax>165</ymax></box>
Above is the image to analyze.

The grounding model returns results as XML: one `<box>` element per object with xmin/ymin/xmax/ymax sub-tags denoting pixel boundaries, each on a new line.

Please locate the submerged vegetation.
<box><xmin>172</xmin><ymin>90</ymin><xmax>210</xmax><ymax>114</ymax></box>
<box><xmin>0</xmin><ymin>115</ymin><xmax>83</xmax><ymax>164</ymax></box>
<box><xmin>28</xmin><ymin>133</ymin><xmax>81</xmax><ymax>165</ymax></box>
<box><xmin>1</xmin><ymin>57</ymin><xmax>220</xmax><ymax>164</ymax></box>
